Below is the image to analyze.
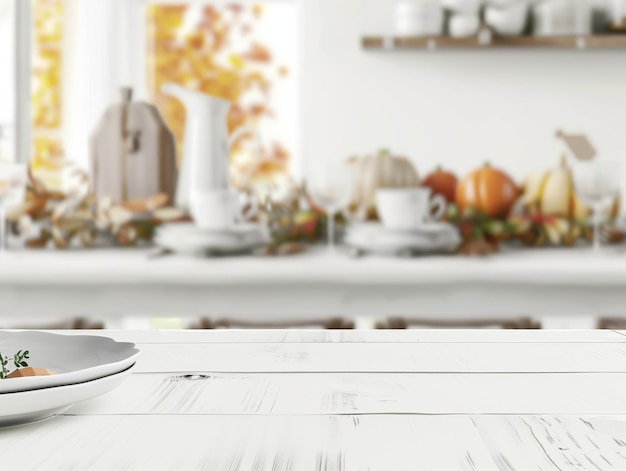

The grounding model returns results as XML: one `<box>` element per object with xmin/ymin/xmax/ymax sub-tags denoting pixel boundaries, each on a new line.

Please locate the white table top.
<box><xmin>1</xmin><ymin>247</ymin><xmax>626</xmax><ymax>286</ymax></box>
<box><xmin>2</xmin><ymin>248</ymin><xmax>626</xmax><ymax>319</ymax></box>
<box><xmin>3</xmin><ymin>330</ymin><xmax>626</xmax><ymax>470</ymax></box>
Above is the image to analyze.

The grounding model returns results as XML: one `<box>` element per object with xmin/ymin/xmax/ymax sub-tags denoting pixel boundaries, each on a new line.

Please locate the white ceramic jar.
<box><xmin>395</xmin><ymin>1</ymin><xmax>444</xmax><ymax>36</ymax></box>
<box><xmin>442</xmin><ymin>0</ymin><xmax>481</xmax><ymax>15</ymax></box>
<box><xmin>449</xmin><ymin>14</ymin><xmax>481</xmax><ymax>37</ymax></box>
<box><xmin>485</xmin><ymin>1</ymin><xmax>529</xmax><ymax>36</ymax></box>
<box><xmin>532</xmin><ymin>0</ymin><xmax>591</xmax><ymax>36</ymax></box>
<box><xmin>613</xmin><ymin>0</ymin><xmax>626</xmax><ymax>25</ymax></box>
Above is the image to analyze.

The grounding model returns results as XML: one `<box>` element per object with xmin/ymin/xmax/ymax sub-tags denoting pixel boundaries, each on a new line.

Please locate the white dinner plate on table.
<box><xmin>345</xmin><ymin>222</ymin><xmax>461</xmax><ymax>255</ymax></box>
<box><xmin>0</xmin><ymin>363</ymin><xmax>135</xmax><ymax>427</ymax></box>
<box><xmin>155</xmin><ymin>222</ymin><xmax>269</xmax><ymax>255</ymax></box>
<box><xmin>0</xmin><ymin>332</ymin><xmax>139</xmax><ymax>394</ymax></box>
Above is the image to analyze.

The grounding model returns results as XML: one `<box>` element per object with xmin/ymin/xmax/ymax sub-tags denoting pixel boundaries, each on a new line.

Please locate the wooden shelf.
<box><xmin>362</xmin><ymin>34</ymin><xmax>626</xmax><ymax>51</ymax></box>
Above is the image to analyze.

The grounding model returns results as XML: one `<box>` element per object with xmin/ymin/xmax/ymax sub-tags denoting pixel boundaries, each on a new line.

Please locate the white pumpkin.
<box><xmin>521</xmin><ymin>155</ymin><xmax>592</xmax><ymax>221</ymax></box>
<box><xmin>348</xmin><ymin>149</ymin><xmax>420</xmax><ymax>221</ymax></box>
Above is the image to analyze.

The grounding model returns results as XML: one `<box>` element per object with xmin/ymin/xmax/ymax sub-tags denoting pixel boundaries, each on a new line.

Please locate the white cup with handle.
<box><xmin>376</xmin><ymin>188</ymin><xmax>446</xmax><ymax>230</ymax></box>
<box><xmin>191</xmin><ymin>190</ymin><xmax>257</xmax><ymax>231</ymax></box>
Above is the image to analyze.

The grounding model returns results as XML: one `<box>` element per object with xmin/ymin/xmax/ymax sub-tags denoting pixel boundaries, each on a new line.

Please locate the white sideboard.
<box><xmin>1</xmin><ymin>247</ymin><xmax>626</xmax><ymax>324</ymax></box>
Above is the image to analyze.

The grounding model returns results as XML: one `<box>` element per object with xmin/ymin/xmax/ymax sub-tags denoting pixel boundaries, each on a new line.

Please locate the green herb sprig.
<box><xmin>0</xmin><ymin>350</ymin><xmax>30</xmax><ymax>379</ymax></box>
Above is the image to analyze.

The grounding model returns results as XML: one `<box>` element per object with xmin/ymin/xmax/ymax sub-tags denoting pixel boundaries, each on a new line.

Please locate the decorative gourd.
<box><xmin>348</xmin><ymin>149</ymin><xmax>420</xmax><ymax>220</ymax></box>
<box><xmin>422</xmin><ymin>166</ymin><xmax>458</xmax><ymax>204</ymax></box>
<box><xmin>456</xmin><ymin>163</ymin><xmax>519</xmax><ymax>218</ymax></box>
<box><xmin>521</xmin><ymin>155</ymin><xmax>592</xmax><ymax>221</ymax></box>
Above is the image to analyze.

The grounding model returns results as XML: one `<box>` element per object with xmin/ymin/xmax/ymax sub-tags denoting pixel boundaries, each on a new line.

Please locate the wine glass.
<box><xmin>571</xmin><ymin>160</ymin><xmax>621</xmax><ymax>251</ymax></box>
<box><xmin>0</xmin><ymin>162</ymin><xmax>27</xmax><ymax>254</ymax></box>
<box><xmin>307</xmin><ymin>161</ymin><xmax>354</xmax><ymax>254</ymax></box>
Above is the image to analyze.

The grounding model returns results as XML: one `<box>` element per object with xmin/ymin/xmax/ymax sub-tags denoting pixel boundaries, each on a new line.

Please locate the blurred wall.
<box><xmin>300</xmin><ymin>0</ymin><xmax>626</xmax><ymax>195</ymax></box>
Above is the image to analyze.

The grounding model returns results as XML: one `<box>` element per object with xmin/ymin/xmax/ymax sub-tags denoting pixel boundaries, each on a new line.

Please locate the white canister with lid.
<box><xmin>613</xmin><ymin>0</ymin><xmax>626</xmax><ymax>25</ymax></box>
<box><xmin>449</xmin><ymin>14</ymin><xmax>480</xmax><ymax>37</ymax></box>
<box><xmin>442</xmin><ymin>0</ymin><xmax>481</xmax><ymax>15</ymax></box>
<box><xmin>395</xmin><ymin>1</ymin><xmax>444</xmax><ymax>36</ymax></box>
<box><xmin>532</xmin><ymin>0</ymin><xmax>591</xmax><ymax>36</ymax></box>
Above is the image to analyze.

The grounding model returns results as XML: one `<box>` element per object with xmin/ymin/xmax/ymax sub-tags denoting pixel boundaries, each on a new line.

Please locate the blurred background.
<box><xmin>1</xmin><ymin>0</ymin><xmax>626</xmax><ymax>332</ymax></box>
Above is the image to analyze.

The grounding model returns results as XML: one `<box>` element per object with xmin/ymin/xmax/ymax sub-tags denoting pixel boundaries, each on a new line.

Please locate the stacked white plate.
<box><xmin>0</xmin><ymin>332</ymin><xmax>139</xmax><ymax>427</ymax></box>
<box><xmin>345</xmin><ymin>222</ymin><xmax>462</xmax><ymax>255</ymax></box>
<box><xmin>155</xmin><ymin>223</ymin><xmax>270</xmax><ymax>256</ymax></box>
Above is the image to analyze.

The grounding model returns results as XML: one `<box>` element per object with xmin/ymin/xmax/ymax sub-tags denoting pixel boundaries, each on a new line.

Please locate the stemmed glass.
<box><xmin>307</xmin><ymin>161</ymin><xmax>354</xmax><ymax>254</ymax></box>
<box><xmin>571</xmin><ymin>160</ymin><xmax>621</xmax><ymax>251</ymax></box>
<box><xmin>0</xmin><ymin>163</ymin><xmax>28</xmax><ymax>254</ymax></box>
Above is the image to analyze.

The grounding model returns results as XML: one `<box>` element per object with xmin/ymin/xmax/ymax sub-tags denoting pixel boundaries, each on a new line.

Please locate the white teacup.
<box><xmin>190</xmin><ymin>190</ymin><xmax>257</xmax><ymax>230</ymax></box>
<box><xmin>376</xmin><ymin>188</ymin><xmax>446</xmax><ymax>230</ymax></box>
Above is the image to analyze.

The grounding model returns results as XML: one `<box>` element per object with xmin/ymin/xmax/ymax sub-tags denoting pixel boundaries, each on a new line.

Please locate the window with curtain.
<box><xmin>31</xmin><ymin>0</ymin><xmax>64</xmax><ymax>185</ymax></box>
<box><xmin>146</xmin><ymin>2</ymin><xmax>298</xmax><ymax>188</ymax></box>
<box><xmin>0</xmin><ymin>0</ymin><xmax>15</xmax><ymax>162</ymax></box>
<box><xmin>25</xmin><ymin>0</ymin><xmax>298</xmax><ymax>189</ymax></box>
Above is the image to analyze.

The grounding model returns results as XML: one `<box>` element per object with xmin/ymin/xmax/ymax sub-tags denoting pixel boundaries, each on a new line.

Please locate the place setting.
<box><xmin>345</xmin><ymin>187</ymin><xmax>462</xmax><ymax>257</ymax></box>
<box><xmin>153</xmin><ymin>190</ymin><xmax>269</xmax><ymax>257</ymax></box>
<box><xmin>0</xmin><ymin>331</ymin><xmax>139</xmax><ymax>427</ymax></box>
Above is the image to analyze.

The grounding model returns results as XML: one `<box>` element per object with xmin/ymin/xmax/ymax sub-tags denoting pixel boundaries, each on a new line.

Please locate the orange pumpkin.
<box><xmin>422</xmin><ymin>166</ymin><xmax>458</xmax><ymax>204</ymax></box>
<box><xmin>456</xmin><ymin>163</ymin><xmax>519</xmax><ymax>218</ymax></box>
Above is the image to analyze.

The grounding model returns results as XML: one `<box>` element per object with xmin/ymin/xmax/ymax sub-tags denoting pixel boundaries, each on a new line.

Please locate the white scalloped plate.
<box><xmin>0</xmin><ymin>363</ymin><xmax>135</xmax><ymax>427</ymax></box>
<box><xmin>0</xmin><ymin>332</ymin><xmax>139</xmax><ymax>394</ymax></box>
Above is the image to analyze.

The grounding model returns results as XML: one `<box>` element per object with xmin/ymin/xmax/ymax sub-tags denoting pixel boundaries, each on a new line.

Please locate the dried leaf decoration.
<box><xmin>147</xmin><ymin>3</ymin><xmax>291</xmax><ymax>189</ymax></box>
<box><xmin>9</xmin><ymin>166</ymin><xmax>185</xmax><ymax>250</ymax></box>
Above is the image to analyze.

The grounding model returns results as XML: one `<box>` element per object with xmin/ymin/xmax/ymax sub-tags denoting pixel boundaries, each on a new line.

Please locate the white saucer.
<box><xmin>345</xmin><ymin>222</ymin><xmax>461</xmax><ymax>255</ymax></box>
<box><xmin>156</xmin><ymin>223</ymin><xmax>270</xmax><ymax>255</ymax></box>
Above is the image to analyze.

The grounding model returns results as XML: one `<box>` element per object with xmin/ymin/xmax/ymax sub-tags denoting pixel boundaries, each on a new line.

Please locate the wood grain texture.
<box><xmin>2</xmin><ymin>415</ymin><xmax>626</xmax><ymax>470</ymax></box>
<box><xmin>3</xmin><ymin>331</ymin><xmax>626</xmax><ymax>470</ymax></box>
<box><xmin>362</xmin><ymin>35</ymin><xmax>626</xmax><ymax>50</ymax></box>
<box><xmin>130</xmin><ymin>342</ymin><xmax>626</xmax><ymax>373</ymax></box>
<box><xmin>68</xmin><ymin>372</ymin><xmax>626</xmax><ymax>416</ymax></box>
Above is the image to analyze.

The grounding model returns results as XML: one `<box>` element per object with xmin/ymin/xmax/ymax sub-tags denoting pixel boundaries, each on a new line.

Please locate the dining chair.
<box><xmin>597</xmin><ymin>317</ymin><xmax>626</xmax><ymax>330</ymax></box>
<box><xmin>188</xmin><ymin>317</ymin><xmax>356</xmax><ymax>330</ymax></box>
<box><xmin>374</xmin><ymin>317</ymin><xmax>542</xmax><ymax>329</ymax></box>
<box><xmin>3</xmin><ymin>318</ymin><xmax>105</xmax><ymax>330</ymax></box>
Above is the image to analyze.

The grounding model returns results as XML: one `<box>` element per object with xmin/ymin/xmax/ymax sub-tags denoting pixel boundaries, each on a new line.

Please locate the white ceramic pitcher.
<box><xmin>161</xmin><ymin>83</ymin><xmax>260</xmax><ymax>210</ymax></box>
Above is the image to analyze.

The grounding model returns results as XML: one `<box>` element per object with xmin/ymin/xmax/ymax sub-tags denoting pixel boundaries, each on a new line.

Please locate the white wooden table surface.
<box><xmin>2</xmin><ymin>330</ymin><xmax>626</xmax><ymax>470</ymax></box>
<box><xmin>2</xmin><ymin>248</ymin><xmax>626</xmax><ymax>321</ymax></box>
